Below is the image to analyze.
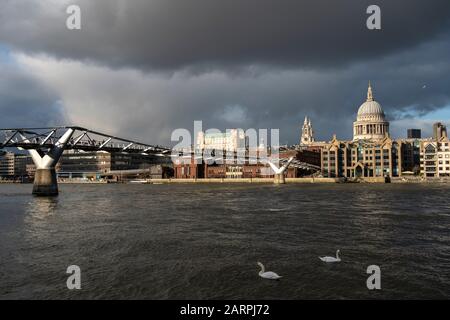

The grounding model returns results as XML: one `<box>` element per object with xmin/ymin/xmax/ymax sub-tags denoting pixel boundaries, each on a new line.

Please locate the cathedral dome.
<box><xmin>353</xmin><ymin>82</ymin><xmax>389</xmax><ymax>141</ymax></box>
<box><xmin>356</xmin><ymin>83</ymin><xmax>385</xmax><ymax>121</ymax></box>
<box><xmin>357</xmin><ymin>100</ymin><xmax>383</xmax><ymax>116</ymax></box>
<box><xmin>357</xmin><ymin>101</ymin><xmax>385</xmax><ymax>119</ymax></box>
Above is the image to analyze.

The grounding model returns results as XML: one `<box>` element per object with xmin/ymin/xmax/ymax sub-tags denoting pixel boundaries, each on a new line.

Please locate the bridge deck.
<box><xmin>0</xmin><ymin>126</ymin><xmax>170</xmax><ymax>155</ymax></box>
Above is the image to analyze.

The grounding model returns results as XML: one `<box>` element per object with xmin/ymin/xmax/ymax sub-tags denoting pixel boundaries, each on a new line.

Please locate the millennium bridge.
<box><xmin>0</xmin><ymin>126</ymin><xmax>170</xmax><ymax>196</ymax></box>
<box><xmin>0</xmin><ymin>126</ymin><xmax>320</xmax><ymax>196</ymax></box>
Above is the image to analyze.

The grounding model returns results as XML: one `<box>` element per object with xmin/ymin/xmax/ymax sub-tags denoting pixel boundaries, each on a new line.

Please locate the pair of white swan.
<box><xmin>258</xmin><ymin>250</ymin><xmax>341</xmax><ymax>280</ymax></box>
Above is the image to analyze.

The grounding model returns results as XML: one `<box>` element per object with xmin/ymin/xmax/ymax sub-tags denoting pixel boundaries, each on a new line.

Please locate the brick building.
<box><xmin>173</xmin><ymin>149</ymin><xmax>320</xmax><ymax>179</ymax></box>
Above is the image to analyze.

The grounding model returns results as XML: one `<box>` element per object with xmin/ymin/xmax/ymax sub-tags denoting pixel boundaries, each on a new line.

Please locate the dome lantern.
<box><xmin>367</xmin><ymin>81</ymin><xmax>374</xmax><ymax>102</ymax></box>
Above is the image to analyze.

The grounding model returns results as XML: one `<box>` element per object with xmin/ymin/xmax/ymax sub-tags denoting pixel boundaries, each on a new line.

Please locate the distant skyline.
<box><xmin>1</xmin><ymin>0</ymin><xmax>450</xmax><ymax>145</ymax></box>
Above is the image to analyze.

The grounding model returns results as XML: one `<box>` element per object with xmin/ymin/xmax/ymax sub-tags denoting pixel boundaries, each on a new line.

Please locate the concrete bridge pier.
<box><xmin>33</xmin><ymin>169</ymin><xmax>59</xmax><ymax>196</ymax></box>
<box><xmin>274</xmin><ymin>173</ymin><xmax>286</xmax><ymax>184</ymax></box>
<box><xmin>268</xmin><ymin>156</ymin><xmax>294</xmax><ymax>185</ymax></box>
<box><xmin>20</xmin><ymin>128</ymin><xmax>74</xmax><ymax>196</ymax></box>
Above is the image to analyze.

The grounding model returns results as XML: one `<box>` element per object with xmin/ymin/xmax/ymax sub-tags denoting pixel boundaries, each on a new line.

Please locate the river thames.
<box><xmin>0</xmin><ymin>183</ymin><xmax>449</xmax><ymax>299</ymax></box>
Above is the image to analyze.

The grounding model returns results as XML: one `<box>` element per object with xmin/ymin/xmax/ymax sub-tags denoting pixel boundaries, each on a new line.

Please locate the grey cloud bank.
<box><xmin>0</xmin><ymin>59</ymin><xmax>66</xmax><ymax>129</ymax></box>
<box><xmin>0</xmin><ymin>0</ymin><xmax>450</xmax><ymax>144</ymax></box>
<box><xmin>2</xmin><ymin>0</ymin><xmax>450</xmax><ymax>71</ymax></box>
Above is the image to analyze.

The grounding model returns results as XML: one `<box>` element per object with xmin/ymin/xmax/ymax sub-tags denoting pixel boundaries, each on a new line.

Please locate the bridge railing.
<box><xmin>0</xmin><ymin>126</ymin><xmax>170</xmax><ymax>155</ymax></box>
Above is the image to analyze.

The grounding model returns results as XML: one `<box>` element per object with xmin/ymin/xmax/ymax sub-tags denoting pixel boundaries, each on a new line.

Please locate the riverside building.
<box><xmin>321</xmin><ymin>135</ymin><xmax>403</xmax><ymax>178</ymax></box>
<box><xmin>57</xmin><ymin>150</ymin><xmax>171</xmax><ymax>180</ymax></box>
<box><xmin>321</xmin><ymin>83</ymin><xmax>420</xmax><ymax>179</ymax></box>
<box><xmin>197</xmin><ymin>129</ymin><xmax>246</xmax><ymax>152</ymax></box>
<box><xmin>173</xmin><ymin>149</ymin><xmax>320</xmax><ymax>179</ymax></box>
<box><xmin>420</xmin><ymin>136</ymin><xmax>450</xmax><ymax>177</ymax></box>
<box><xmin>0</xmin><ymin>151</ymin><xmax>32</xmax><ymax>179</ymax></box>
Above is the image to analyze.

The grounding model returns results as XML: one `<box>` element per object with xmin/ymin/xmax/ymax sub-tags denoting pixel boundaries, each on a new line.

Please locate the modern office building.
<box><xmin>57</xmin><ymin>150</ymin><xmax>171</xmax><ymax>179</ymax></box>
<box><xmin>57</xmin><ymin>151</ymin><xmax>111</xmax><ymax>179</ymax></box>
<box><xmin>433</xmin><ymin>122</ymin><xmax>448</xmax><ymax>140</ymax></box>
<box><xmin>399</xmin><ymin>138</ymin><xmax>421</xmax><ymax>174</ymax></box>
<box><xmin>407</xmin><ymin>129</ymin><xmax>421</xmax><ymax>139</ymax></box>
<box><xmin>0</xmin><ymin>152</ymin><xmax>15</xmax><ymax>177</ymax></box>
<box><xmin>13</xmin><ymin>154</ymin><xmax>32</xmax><ymax>177</ymax></box>
<box><xmin>0</xmin><ymin>149</ymin><xmax>172</xmax><ymax>181</ymax></box>
<box><xmin>0</xmin><ymin>152</ymin><xmax>32</xmax><ymax>178</ymax></box>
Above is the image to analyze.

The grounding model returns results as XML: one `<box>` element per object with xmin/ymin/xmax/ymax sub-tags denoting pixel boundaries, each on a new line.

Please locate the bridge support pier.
<box><xmin>20</xmin><ymin>128</ymin><xmax>74</xmax><ymax>196</ymax></box>
<box><xmin>268</xmin><ymin>157</ymin><xmax>294</xmax><ymax>185</ymax></box>
<box><xmin>33</xmin><ymin>168</ymin><xmax>59</xmax><ymax>196</ymax></box>
<box><xmin>274</xmin><ymin>173</ymin><xmax>286</xmax><ymax>184</ymax></box>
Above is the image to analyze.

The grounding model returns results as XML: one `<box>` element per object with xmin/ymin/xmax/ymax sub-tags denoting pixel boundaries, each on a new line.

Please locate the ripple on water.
<box><xmin>0</xmin><ymin>183</ymin><xmax>449</xmax><ymax>299</ymax></box>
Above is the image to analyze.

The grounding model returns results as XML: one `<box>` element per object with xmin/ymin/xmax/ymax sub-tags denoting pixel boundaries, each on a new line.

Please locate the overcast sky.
<box><xmin>1</xmin><ymin>0</ymin><xmax>450</xmax><ymax>145</ymax></box>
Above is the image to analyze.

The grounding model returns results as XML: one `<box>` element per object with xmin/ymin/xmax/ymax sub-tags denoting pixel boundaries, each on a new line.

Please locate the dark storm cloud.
<box><xmin>0</xmin><ymin>61</ymin><xmax>66</xmax><ymax>128</ymax></box>
<box><xmin>7</xmin><ymin>30</ymin><xmax>450</xmax><ymax>144</ymax></box>
<box><xmin>1</xmin><ymin>0</ymin><xmax>450</xmax><ymax>71</ymax></box>
<box><xmin>1</xmin><ymin>0</ymin><xmax>450</xmax><ymax>145</ymax></box>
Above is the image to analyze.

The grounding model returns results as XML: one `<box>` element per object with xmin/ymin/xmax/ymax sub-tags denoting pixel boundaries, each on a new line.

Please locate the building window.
<box><xmin>425</xmin><ymin>145</ymin><xmax>436</xmax><ymax>153</ymax></box>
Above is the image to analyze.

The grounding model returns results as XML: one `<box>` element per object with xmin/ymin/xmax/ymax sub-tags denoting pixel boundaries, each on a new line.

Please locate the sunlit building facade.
<box><xmin>420</xmin><ymin>137</ymin><xmax>450</xmax><ymax>177</ymax></box>
<box><xmin>321</xmin><ymin>83</ymin><xmax>416</xmax><ymax>178</ymax></box>
<box><xmin>0</xmin><ymin>152</ymin><xmax>32</xmax><ymax>178</ymax></box>
<box><xmin>197</xmin><ymin>129</ymin><xmax>246</xmax><ymax>152</ymax></box>
<box><xmin>321</xmin><ymin>136</ymin><xmax>403</xmax><ymax>178</ymax></box>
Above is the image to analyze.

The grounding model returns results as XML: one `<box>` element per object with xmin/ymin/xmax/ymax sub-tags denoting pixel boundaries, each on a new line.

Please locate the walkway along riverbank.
<box><xmin>4</xmin><ymin>177</ymin><xmax>450</xmax><ymax>185</ymax></box>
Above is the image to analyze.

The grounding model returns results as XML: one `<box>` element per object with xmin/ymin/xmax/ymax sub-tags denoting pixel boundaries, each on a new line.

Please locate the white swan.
<box><xmin>319</xmin><ymin>250</ymin><xmax>341</xmax><ymax>263</ymax></box>
<box><xmin>257</xmin><ymin>262</ymin><xmax>282</xmax><ymax>280</ymax></box>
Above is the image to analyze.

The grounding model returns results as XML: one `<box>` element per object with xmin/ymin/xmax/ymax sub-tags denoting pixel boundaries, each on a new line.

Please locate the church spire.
<box><xmin>367</xmin><ymin>81</ymin><xmax>374</xmax><ymax>102</ymax></box>
<box><xmin>300</xmin><ymin>116</ymin><xmax>315</xmax><ymax>146</ymax></box>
